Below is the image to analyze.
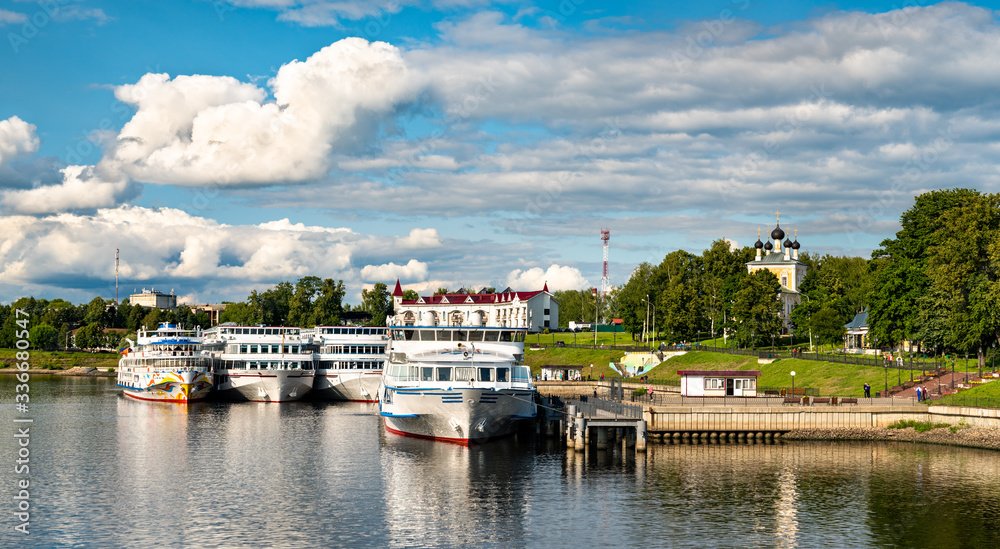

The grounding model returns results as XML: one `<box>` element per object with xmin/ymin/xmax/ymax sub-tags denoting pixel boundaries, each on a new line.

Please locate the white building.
<box><xmin>129</xmin><ymin>288</ymin><xmax>177</xmax><ymax>310</ymax></box>
<box><xmin>679</xmin><ymin>369</ymin><xmax>760</xmax><ymax>397</ymax></box>
<box><xmin>389</xmin><ymin>280</ymin><xmax>559</xmax><ymax>333</ymax></box>
<box><xmin>746</xmin><ymin>217</ymin><xmax>808</xmax><ymax>334</ymax></box>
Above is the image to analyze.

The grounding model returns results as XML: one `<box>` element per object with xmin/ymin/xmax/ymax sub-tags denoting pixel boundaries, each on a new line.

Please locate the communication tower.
<box><xmin>601</xmin><ymin>228</ymin><xmax>610</xmax><ymax>296</ymax></box>
<box><xmin>115</xmin><ymin>249</ymin><xmax>120</xmax><ymax>305</ymax></box>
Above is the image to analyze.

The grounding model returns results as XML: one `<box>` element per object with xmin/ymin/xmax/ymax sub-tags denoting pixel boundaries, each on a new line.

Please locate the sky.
<box><xmin>2</xmin><ymin>0</ymin><xmax>1000</xmax><ymax>306</ymax></box>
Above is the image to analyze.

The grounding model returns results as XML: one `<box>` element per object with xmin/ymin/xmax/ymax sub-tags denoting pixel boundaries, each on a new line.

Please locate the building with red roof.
<box><xmin>390</xmin><ymin>280</ymin><xmax>559</xmax><ymax>332</ymax></box>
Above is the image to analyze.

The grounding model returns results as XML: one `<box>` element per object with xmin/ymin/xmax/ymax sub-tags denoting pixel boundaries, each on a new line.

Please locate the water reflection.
<box><xmin>3</xmin><ymin>376</ymin><xmax>1000</xmax><ymax>548</ymax></box>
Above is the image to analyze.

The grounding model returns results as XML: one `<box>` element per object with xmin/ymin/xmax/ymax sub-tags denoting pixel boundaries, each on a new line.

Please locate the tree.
<box><xmin>732</xmin><ymin>269</ymin><xmax>783</xmax><ymax>349</ymax></box>
<box><xmin>811</xmin><ymin>306</ymin><xmax>846</xmax><ymax>345</ymax></box>
<box><xmin>402</xmin><ymin>289</ymin><xmax>419</xmax><ymax>301</ymax></box>
<box><xmin>220</xmin><ymin>302</ymin><xmax>258</xmax><ymax>325</ymax></box>
<box><xmin>433</xmin><ymin>287</ymin><xmax>450</xmax><ymax>295</ymax></box>
<box><xmin>29</xmin><ymin>324</ymin><xmax>59</xmax><ymax>350</ymax></box>
<box><xmin>654</xmin><ymin>250</ymin><xmax>702</xmax><ymax>342</ymax></box>
<box><xmin>614</xmin><ymin>263</ymin><xmax>656</xmax><ymax>340</ymax></box>
<box><xmin>361</xmin><ymin>282</ymin><xmax>393</xmax><ymax>326</ymax></box>
<box><xmin>74</xmin><ymin>323</ymin><xmax>106</xmax><ymax>349</ymax></box>
<box><xmin>311</xmin><ymin>279</ymin><xmax>346</xmax><ymax>326</ymax></box>
<box><xmin>701</xmin><ymin>240</ymin><xmax>752</xmax><ymax>342</ymax></box>
<box><xmin>289</xmin><ymin>276</ymin><xmax>322</xmax><ymax>327</ymax></box>
<box><xmin>83</xmin><ymin>297</ymin><xmax>111</xmax><ymax>328</ymax></box>
<box><xmin>868</xmin><ymin>188</ymin><xmax>981</xmax><ymax>348</ymax></box>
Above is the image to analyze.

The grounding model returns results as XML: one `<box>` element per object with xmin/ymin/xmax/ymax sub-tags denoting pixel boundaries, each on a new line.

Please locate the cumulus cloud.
<box><xmin>395</xmin><ymin>228</ymin><xmax>442</xmax><ymax>249</ymax></box>
<box><xmin>506</xmin><ymin>265</ymin><xmax>588</xmax><ymax>291</ymax></box>
<box><xmin>360</xmin><ymin>259</ymin><xmax>429</xmax><ymax>282</ymax></box>
<box><xmin>0</xmin><ymin>165</ymin><xmax>139</xmax><ymax>215</ymax></box>
<box><xmin>0</xmin><ymin>9</ymin><xmax>26</xmax><ymax>25</ymax></box>
<box><xmin>104</xmin><ymin>38</ymin><xmax>419</xmax><ymax>186</ymax></box>
<box><xmin>0</xmin><ymin>116</ymin><xmax>39</xmax><ymax>166</ymax></box>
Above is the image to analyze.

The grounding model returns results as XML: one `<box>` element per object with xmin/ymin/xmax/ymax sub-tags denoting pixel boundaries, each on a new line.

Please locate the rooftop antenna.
<box><xmin>115</xmin><ymin>249</ymin><xmax>119</xmax><ymax>305</ymax></box>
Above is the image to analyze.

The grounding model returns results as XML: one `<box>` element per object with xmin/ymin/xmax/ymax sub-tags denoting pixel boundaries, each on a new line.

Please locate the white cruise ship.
<box><xmin>309</xmin><ymin>326</ymin><xmax>387</xmax><ymax>402</ymax></box>
<box><xmin>117</xmin><ymin>323</ymin><xmax>214</xmax><ymax>402</ymax></box>
<box><xmin>206</xmin><ymin>324</ymin><xmax>315</xmax><ymax>402</ymax></box>
<box><xmin>378</xmin><ymin>322</ymin><xmax>537</xmax><ymax>445</ymax></box>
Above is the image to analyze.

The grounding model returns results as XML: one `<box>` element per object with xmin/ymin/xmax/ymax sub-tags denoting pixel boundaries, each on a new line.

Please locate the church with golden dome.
<box><xmin>746</xmin><ymin>213</ymin><xmax>807</xmax><ymax>334</ymax></box>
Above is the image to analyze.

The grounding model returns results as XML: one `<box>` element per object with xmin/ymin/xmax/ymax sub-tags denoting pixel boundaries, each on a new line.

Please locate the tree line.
<box><xmin>558</xmin><ymin>189</ymin><xmax>994</xmax><ymax>358</ymax></box>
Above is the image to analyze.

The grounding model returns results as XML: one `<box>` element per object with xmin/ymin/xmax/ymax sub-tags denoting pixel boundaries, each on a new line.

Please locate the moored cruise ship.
<box><xmin>379</xmin><ymin>320</ymin><xmax>537</xmax><ymax>445</ymax></box>
<box><xmin>309</xmin><ymin>326</ymin><xmax>387</xmax><ymax>402</ymax></box>
<box><xmin>117</xmin><ymin>323</ymin><xmax>214</xmax><ymax>402</ymax></box>
<box><xmin>206</xmin><ymin>324</ymin><xmax>315</xmax><ymax>402</ymax></box>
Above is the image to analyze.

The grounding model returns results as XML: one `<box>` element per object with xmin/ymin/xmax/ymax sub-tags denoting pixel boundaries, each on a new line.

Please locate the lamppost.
<box><xmin>642</xmin><ymin>295</ymin><xmax>651</xmax><ymax>346</ymax></box>
<box><xmin>791</xmin><ymin>370</ymin><xmax>796</xmax><ymax>398</ymax></box>
<box><xmin>800</xmin><ymin>293</ymin><xmax>814</xmax><ymax>352</ymax></box>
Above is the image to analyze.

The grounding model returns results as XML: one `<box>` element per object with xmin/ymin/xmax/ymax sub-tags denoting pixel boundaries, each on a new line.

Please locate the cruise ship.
<box><xmin>309</xmin><ymin>326</ymin><xmax>387</xmax><ymax>402</ymax></box>
<box><xmin>117</xmin><ymin>323</ymin><xmax>214</xmax><ymax>402</ymax></box>
<box><xmin>205</xmin><ymin>324</ymin><xmax>315</xmax><ymax>402</ymax></box>
<box><xmin>378</xmin><ymin>319</ymin><xmax>537</xmax><ymax>445</ymax></box>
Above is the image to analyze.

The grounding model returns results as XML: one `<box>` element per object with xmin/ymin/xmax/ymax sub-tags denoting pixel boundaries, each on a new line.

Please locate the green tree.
<box><xmin>402</xmin><ymin>289</ymin><xmax>419</xmax><ymax>301</ymax></box>
<box><xmin>811</xmin><ymin>306</ymin><xmax>846</xmax><ymax>345</ymax></box>
<box><xmin>732</xmin><ymin>269</ymin><xmax>783</xmax><ymax>349</ymax></box>
<box><xmin>220</xmin><ymin>302</ymin><xmax>258</xmax><ymax>325</ymax></box>
<box><xmin>868</xmin><ymin>188</ymin><xmax>981</xmax><ymax>348</ymax></box>
<box><xmin>654</xmin><ymin>250</ymin><xmax>702</xmax><ymax>342</ymax></box>
<box><xmin>29</xmin><ymin>324</ymin><xmax>59</xmax><ymax>350</ymax></box>
<box><xmin>289</xmin><ymin>276</ymin><xmax>322</xmax><ymax>327</ymax></box>
<box><xmin>614</xmin><ymin>263</ymin><xmax>656</xmax><ymax>340</ymax></box>
<box><xmin>74</xmin><ymin>323</ymin><xmax>106</xmax><ymax>349</ymax></box>
<box><xmin>361</xmin><ymin>282</ymin><xmax>393</xmax><ymax>326</ymax></box>
<box><xmin>312</xmin><ymin>279</ymin><xmax>346</xmax><ymax>326</ymax></box>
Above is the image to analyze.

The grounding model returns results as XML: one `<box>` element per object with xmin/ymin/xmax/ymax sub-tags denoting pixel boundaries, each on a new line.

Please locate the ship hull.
<box><xmin>380</xmin><ymin>386</ymin><xmax>536</xmax><ymax>445</ymax></box>
<box><xmin>313</xmin><ymin>370</ymin><xmax>382</xmax><ymax>402</ymax></box>
<box><xmin>119</xmin><ymin>370</ymin><xmax>213</xmax><ymax>403</ymax></box>
<box><xmin>214</xmin><ymin>370</ymin><xmax>314</xmax><ymax>402</ymax></box>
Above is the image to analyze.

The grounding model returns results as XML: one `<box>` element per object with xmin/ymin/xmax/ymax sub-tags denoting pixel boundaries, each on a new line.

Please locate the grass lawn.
<box><xmin>933</xmin><ymin>378</ymin><xmax>1000</xmax><ymax>407</ymax></box>
<box><xmin>0</xmin><ymin>348</ymin><xmax>119</xmax><ymax>370</ymax></box>
<box><xmin>524</xmin><ymin>347</ymin><xmax>626</xmax><ymax>380</ymax></box>
<box><xmin>529</xmin><ymin>348</ymin><xmax>897</xmax><ymax>397</ymax></box>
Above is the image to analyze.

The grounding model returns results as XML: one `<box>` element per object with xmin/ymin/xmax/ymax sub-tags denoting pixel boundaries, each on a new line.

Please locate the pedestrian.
<box><xmin>647</xmin><ymin>385</ymin><xmax>654</xmax><ymax>402</ymax></box>
<box><xmin>923</xmin><ymin>385</ymin><xmax>929</xmax><ymax>401</ymax></box>
<box><xmin>916</xmin><ymin>385</ymin><xmax>922</xmax><ymax>402</ymax></box>
<box><xmin>864</xmin><ymin>382</ymin><xmax>870</xmax><ymax>398</ymax></box>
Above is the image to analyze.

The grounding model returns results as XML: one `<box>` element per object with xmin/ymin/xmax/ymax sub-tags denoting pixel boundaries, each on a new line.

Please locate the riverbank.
<box><xmin>0</xmin><ymin>366</ymin><xmax>116</xmax><ymax>377</ymax></box>
<box><xmin>783</xmin><ymin>425</ymin><xmax>1000</xmax><ymax>452</ymax></box>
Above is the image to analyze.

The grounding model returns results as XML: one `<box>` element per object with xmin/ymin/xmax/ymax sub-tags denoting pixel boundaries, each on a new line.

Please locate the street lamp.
<box><xmin>799</xmin><ymin>293</ymin><xmax>814</xmax><ymax>352</ymax></box>
<box><xmin>642</xmin><ymin>295</ymin><xmax>651</xmax><ymax>346</ymax></box>
<box><xmin>791</xmin><ymin>370</ymin><xmax>796</xmax><ymax>397</ymax></box>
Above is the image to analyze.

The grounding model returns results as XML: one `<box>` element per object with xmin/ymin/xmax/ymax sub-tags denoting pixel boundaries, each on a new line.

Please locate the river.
<box><xmin>2</xmin><ymin>375</ymin><xmax>999</xmax><ymax>548</ymax></box>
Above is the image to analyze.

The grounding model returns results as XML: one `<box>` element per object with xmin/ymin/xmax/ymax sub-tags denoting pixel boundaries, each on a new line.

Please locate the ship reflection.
<box><xmin>379</xmin><ymin>429</ymin><xmax>535</xmax><ymax>546</ymax></box>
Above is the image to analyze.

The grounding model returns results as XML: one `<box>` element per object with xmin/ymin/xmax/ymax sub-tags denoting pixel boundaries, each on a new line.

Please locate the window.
<box><xmin>544</xmin><ymin>308</ymin><xmax>550</xmax><ymax>315</ymax></box>
<box><xmin>478</xmin><ymin>368</ymin><xmax>493</xmax><ymax>382</ymax></box>
<box><xmin>437</xmin><ymin>367</ymin><xmax>452</xmax><ymax>382</ymax></box>
<box><xmin>704</xmin><ymin>378</ymin><xmax>723</xmax><ymax>390</ymax></box>
<box><xmin>496</xmin><ymin>368</ymin><xmax>509</xmax><ymax>382</ymax></box>
<box><xmin>544</xmin><ymin>320</ymin><xmax>550</xmax><ymax>327</ymax></box>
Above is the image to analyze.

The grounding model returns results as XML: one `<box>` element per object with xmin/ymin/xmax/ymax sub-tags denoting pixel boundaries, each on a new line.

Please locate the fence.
<box><xmin>567</xmin><ymin>397</ymin><xmax>642</xmax><ymax>419</ymax></box>
<box><xmin>931</xmin><ymin>396</ymin><xmax>1000</xmax><ymax>409</ymax></box>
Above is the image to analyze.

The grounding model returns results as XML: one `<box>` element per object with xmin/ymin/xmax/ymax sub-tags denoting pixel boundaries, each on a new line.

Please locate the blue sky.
<box><xmin>2</xmin><ymin>0</ymin><xmax>1000</xmax><ymax>306</ymax></box>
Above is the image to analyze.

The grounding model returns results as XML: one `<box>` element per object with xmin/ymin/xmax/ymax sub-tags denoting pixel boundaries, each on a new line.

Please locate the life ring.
<box><xmin>463</xmin><ymin>351</ymin><xmax>469</xmax><ymax>358</ymax></box>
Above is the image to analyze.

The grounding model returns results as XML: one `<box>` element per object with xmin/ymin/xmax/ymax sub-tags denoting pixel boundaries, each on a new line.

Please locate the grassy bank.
<box><xmin>932</xmin><ymin>379</ymin><xmax>1000</xmax><ymax>407</ymax></box>
<box><xmin>526</xmin><ymin>347</ymin><xmax>897</xmax><ymax>397</ymax></box>
<box><xmin>0</xmin><ymin>349</ymin><xmax>119</xmax><ymax>371</ymax></box>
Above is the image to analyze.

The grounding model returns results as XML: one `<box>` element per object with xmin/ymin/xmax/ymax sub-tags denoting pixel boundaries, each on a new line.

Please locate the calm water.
<box><xmin>2</xmin><ymin>376</ymin><xmax>1000</xmax><ymax>548</ymax></box>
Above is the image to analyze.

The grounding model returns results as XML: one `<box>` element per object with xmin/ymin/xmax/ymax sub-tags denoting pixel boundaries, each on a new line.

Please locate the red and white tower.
<box><xmin>600</xmin><ymin>228</ymin><xmax>610</xmax><ymax>296</ymax></box>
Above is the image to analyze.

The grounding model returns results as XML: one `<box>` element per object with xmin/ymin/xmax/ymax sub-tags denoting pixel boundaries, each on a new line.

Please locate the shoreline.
<box><xmin>781</xmin><ymin>426</ymin><xmax>1000</xmax><ymax>452</ymax></box>
<box><xmin>0</xmin><ymin>367</ymin><xmax>116</xmax><ymax>377</ymax></box>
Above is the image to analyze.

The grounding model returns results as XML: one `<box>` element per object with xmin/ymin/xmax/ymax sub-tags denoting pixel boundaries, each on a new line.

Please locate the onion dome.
<box><xmin>792</xmin><ymin>239</ymin><xmax>801</xmax><ymax>250</ymax></box>
<box><xmin>771</xmin><ymin>224</ymin><xmax>785</xmax><ymax>241</ymax></box>
<box><xmin>764</xmin><ymin>240</ymin><xmax>774</xmax><ymax>251</ymax></box>
<box><xmin>754</xmin><ymin>238</ymin><xmax>764</xmax><ymax>249</ymax></box>
<box><xmin>783</xmin><ymin>237</ymin><xmax>793</xmax><ymax>249</ymax></box>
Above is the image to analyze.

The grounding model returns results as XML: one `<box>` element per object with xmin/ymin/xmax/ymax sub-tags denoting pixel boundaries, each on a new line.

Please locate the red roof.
<box><xmin>392</xmin><ymin>279</ymin><xmax>403</xmax><ymax>297</ymax></box>
<box><xmin>401</xmin><ymin>289</ymin><xmax>547</xmax><ymax>306</ymax></box>
<box><xmin>677</xmin><ymin>370</ymin><xmax>761</xmax><ymax>377</ymax></box>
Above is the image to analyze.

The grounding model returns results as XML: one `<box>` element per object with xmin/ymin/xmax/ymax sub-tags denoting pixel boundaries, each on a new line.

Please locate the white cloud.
<box><xmin>506</xmin><ymin>264</ymin><xmax>588</xmax><ymax>291</ymax></box>
<box><xmin>0</xmin><ymin>9</ymin><xmax>26</xmax><ymax>25</ymax></box>
<box><xmin>0</xmin><ymin>116</ymin><xmax>39</xmax><ymax>165</ymax></box>
<box><xmin>104</xmin><ymin>38</ymin><xmax>419</xmax><ymax>186</ymax></box>
<box><xmin>360</xmin><ymin>259</ymin><xmax>428</xmax><ymax>281</ymax></box>
<box><xmin>395</xmin><ymin>228</ymin><xmax>442</xmax><ymax>249</ymax></box>
<box><xmin>0</xmin><ymin>165</ymin><xmax>138</xmax><ymax>215</ymax></box>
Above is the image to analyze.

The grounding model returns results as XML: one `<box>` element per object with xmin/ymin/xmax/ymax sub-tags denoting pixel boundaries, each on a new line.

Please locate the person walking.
<box><xmin>864</xmin><ymin>382</ymin><xmax>870</xmax><ymax>398</ymax></box>
<box><xmin>916</xmin><ymin>385</ymin><xmax>922</xmax><ymax>403</ymax></box>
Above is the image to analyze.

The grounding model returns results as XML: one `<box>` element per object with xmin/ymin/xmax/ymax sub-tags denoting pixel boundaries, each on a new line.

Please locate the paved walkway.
<box><xmin>891</xmin><ymin>369</ymin><xmax>990</xmax><ymax>401</ymax></box>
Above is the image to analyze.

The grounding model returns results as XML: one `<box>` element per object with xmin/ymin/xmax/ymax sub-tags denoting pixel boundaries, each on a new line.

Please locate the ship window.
<box><xmin>421</xmin><ymin>367</ymin><xmax>434</xmax><ymax>381</ymax></box>
<box><xmin>437</xmin><ymin>368</ymin><xmax>452</xmax><ymax>382</ymax></box>
<box><xmin>484</xmin><ymin>331</ymin><xmax>499</xmax><ymax>342</ymax></box>
<box><xmin>499</xmin><ymin>331</ymin><xmax>513</xmax><ymax>342</ymax></box>
<box><xmin>478</xmin><ymin>368</ymin><xmax>493</xmax><ymax>382</ymax></box>
<box><xmin>468</xmin><ymin>331</ymin><xmax>484</xmax><ymax>342</ymax></box>
<box><xmin>456</xmin><ymin>367</ymin><xmax>474</xmax><ymax>382</ymax></box>
<box><xmin>496</xmin><ymin>368</ymin><xmax>509</xmax><ymax>382</ymax></box>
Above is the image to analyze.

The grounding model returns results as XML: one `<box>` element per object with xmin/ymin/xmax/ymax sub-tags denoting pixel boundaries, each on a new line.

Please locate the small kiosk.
<box><xmin>678</xmin><ymin>370</ymin><xmax>760</xmax><ymax>397</ymax></box>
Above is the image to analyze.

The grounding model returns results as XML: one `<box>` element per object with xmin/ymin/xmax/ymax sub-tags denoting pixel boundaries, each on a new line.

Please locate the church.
<box><xmin>746</xmin><ymin>214</ymin><xmax>807</xmax><ymax>334</ymax></box>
